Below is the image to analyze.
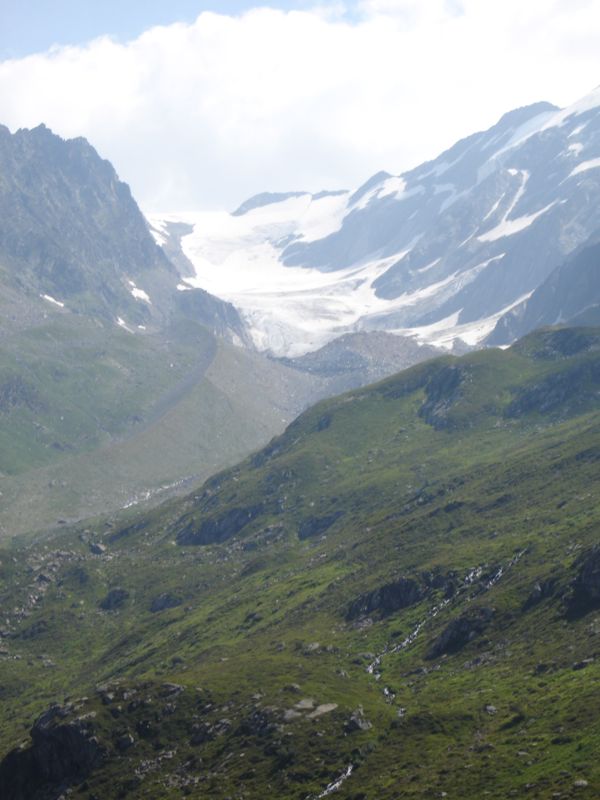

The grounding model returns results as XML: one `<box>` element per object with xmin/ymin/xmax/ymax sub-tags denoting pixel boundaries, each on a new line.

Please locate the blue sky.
<box><xmin>0</xmin><ymin>1</ymin><xmax>307</xmax><ymax>59</ymax></box>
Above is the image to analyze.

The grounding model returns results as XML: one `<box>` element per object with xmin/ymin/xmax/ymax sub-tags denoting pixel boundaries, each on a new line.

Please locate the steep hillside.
<box><xmin>153</xmin><ymin>87</ymin><xmax>600</xmax><ymax>355</ymax></box>
<box><xmin>489</xmin><ymin>234</ymin><xmax>600</xmax><ymax>343</ymax></box>
<box><xmin>1</xmin><ymin>326</ymin><xmax>600</xmax><ymax>799</ymax></box>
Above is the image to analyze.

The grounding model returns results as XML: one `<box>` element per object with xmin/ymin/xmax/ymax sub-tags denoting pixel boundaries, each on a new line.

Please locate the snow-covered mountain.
<box><xmin>488</xmin><ymin>234</ymin><xmax>600</xmax><ymax>344</ymax></box>
<box><xmin>149</xmin><ymin>86</ymin><xmax>600</xmax><ymax>357</ymax></box>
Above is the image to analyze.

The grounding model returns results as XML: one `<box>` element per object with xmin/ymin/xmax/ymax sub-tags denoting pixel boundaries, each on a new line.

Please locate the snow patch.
<box><xmin>477</xmin><ymin>169</ymin><xmax>555</xmax><ymax>242</ymax></box>
<box><xmin>351</xmin><ymin>176</ymin><xmax>409</xmax><ymax>210</ymax></box>
<box><xmin>416</xmin><ymin>257</ymin><xmax>441</xmax><ymax>274</ymax></box>
<box><xmin>41</xmin><ymin>294</ymin><xmax>65</xmax><ymax>308</ymax></box>
<box><xmin>117</xmin><ymin>317</ymin><xmax>135</xmax><ymax>333</ymax></box>
<box><xmin>399</xmin><ymin>289</ymin><xmax>532</xmax><ymax>350</ymax></box>
<box><xmin>477</xmin><ymin>202</ymin><xmax>556</xmax><ymax>242</ymax></box>
<box><xmin>148</xmin><ymin>218</ymin><xmax>168</xmax><ymax>247</ymax></box>
<box><xmin>127</xmin><ymin>279</ymin><xmax>152</xmax><ymax>304</ymax></box>
<box><xmin>569</xmin><ymin>157</ymin><xmax>600</xmax><ymax>177</ymax></box>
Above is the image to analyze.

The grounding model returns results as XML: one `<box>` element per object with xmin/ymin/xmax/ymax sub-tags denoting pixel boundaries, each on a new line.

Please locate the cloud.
<box><xmin>0</xmin><ymin>1</ymin><xmax>598</xmax><ymax>211</ymax></box>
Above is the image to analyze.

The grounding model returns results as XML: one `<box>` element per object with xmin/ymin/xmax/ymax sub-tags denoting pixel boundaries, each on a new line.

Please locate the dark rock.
<box><xmin>160</xmin><ymin>683</ymin><xmax>184</xmax><ymax>697</ymax></box>
<box><xmin>298</xmin><ymin>511</ymin><xmax>343</xmax><ymax>540</ymax></box>
<box><xmin>345</xmin><ymin>708</ymin><xmax>372</xmax><ymax>732</ymax></box>
<box><xmin>346</xmin><ymin>577</ymin><xmax>423</xmax><ymax>620</ymax></box>
<box><xmin>190</xmin><ymin>722</ymin><xmax>212</xmax><ymax>746</ymax></box>
<box><xmin>17</xmin><ymin>619</ymin><xmax>49</xmax><ymax>640</ymax></box>
<box><xmin>523</xmin><ymin>578</ymin><xmax>557</xmax><ymax>611</ymax></box>
<box><xmin>418</xmin><ymin>364</ymin><xmax>465</xmax><ymax>429</ymax></box>
<box><xmin>236</xmin><ymin>710</ymin><xmax>277</xmax><ymax>737</ymax></box>
<box><xmin>150</xmin><ymin>593</ymin><xmax>182</xmax><ymax>613</ymax></box>
<box><xmin>566</xmin><ymin>545</ymin><xmax>600</xmax><ymax>617</ymax></box>
<box><xmin>505</xmin><ymin>358</ymin><xmax>600</xmax><ymax>419</ymax></box>
<box><xmin>136</xmin><ymin>719</ymin><xmax>157</xmax><ymax>740</ymax></box>
<box><xmin>572</xmin><ymin>659</ymin><xmax>594</xmax><ymax>670</ymax></box>
<box><xmin>243</xmin><ymin>611</ymin><xmax>262</xmax><ymax>626</ymax></box>
<box><xmin>98</xmin><ymin>588</ymin><xmax>129</xmax><ymax>611</ymax></box>
<box><xmin>177</xmin><ymin>505</ymin><xmax>264</xmax><ymax>546</ymax></box>
<box><xmin>115</xmin><ymin>733</ymin><xmax>134</xmax><ymax>752</ymax></box>
<box><xmin>0</xmin><ymin>704</ymin><xmax>103</xmax><ymax>800</ymax></box>
<box><xmin>108</xmin><ymin>520</ymin><xmax>149</xmax><ymax>543</ymax></box>
<box><xmin>316</xmin><ymin>413</ymin><xmax>332</xmax><ymax>431</ymax></box>
<box><xmin>426</xmin><ymin>607</ymin><xmax>494</xmax><ymax>659</ymax></box>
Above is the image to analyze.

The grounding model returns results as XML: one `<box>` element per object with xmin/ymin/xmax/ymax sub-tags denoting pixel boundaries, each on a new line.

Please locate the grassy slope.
<box><xmin>1</xmin><ymin>327</ymin><xmax>600</xmax><ymax>799</ymax></box>
<box><xmin>0</xmin><ymin>304</ymin><xmax>329</xmax><ymax>539</ymax></box>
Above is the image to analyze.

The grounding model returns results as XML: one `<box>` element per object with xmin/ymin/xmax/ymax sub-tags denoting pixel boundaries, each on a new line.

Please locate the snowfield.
<box><xmin>147</xmin><ymin>86</ymin><xmax>600</xmax><ymax>357</ymax></box>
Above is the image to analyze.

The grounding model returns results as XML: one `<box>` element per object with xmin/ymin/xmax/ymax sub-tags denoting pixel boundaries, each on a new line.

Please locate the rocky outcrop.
<box><xmin>566</xmin><ymin>545</ymin><xmax>600</xmax><ymax>617</ymax></box>
<box><xmin>298</xmin><ymin>511</ymin><xmax>343</xmax><ymax>541</ymax></box>
<box><xmin>346</xmin><ymin>577</ymin><xmax>423</xmax><ymax>620</ymax></box>
<box><xmin>426</xmin><ymin>607</ymin><xmax>494</xmax><ymax>659</ymax></box>
<box><xmin>418</xmin><ymin>365</ymin><xmax>465</xmax><ymax>429</ymax></box>
<box><xmin>523</xmin><ymin>578</ymin><xmax>557</xmax><ymax>611</ymax></box>
<box><xmin>0</xmin><ymin>705</ymin><xmax>103</xmax><ymax>800</ymax></box>
<box><xmin>505</xmin><ymin>357</ymin><xmax>600</xmax><ymax>418</ymax></box>
<box><xmin>177</xmin><ymin>505</ymin><xmax>264</xmax><ymax>546</ymax></box>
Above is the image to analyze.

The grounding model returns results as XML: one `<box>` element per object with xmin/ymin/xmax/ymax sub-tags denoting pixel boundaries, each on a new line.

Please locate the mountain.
<box><xmin>1</xmin><ymin>325</ymin><xmax>600</xmax><ymax>798</ymax></box>
<box><xmin>0</xmin><ymin>123</ymin><xmax>245</xmax><ymax>341</ymax></box>
<box><xmin>151</xmin><ymin>87</ymin><xmax>600</xmax><ymax>356</ymax></box>
<box><xmin>0</xmin><ymin>123</ymin><xmax>445</xmax><ymax>539</ymax></box>
<box><xmin>0</xmin><ymin>125</ymin><xmax>348</xmax><ymax>538</ymax></box>
<box><xmin>279</xmin><ymin>330</ymin><xmax>441</xmax><ymax>392</ymax></box>
<box><xmin>488</xmin><ymin>233</ymin><xmax>600</xmax><ymax>343</ymax></box>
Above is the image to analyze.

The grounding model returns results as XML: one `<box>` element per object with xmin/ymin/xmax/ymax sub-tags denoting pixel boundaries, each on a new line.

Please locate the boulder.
<box><xmin>345</xmin><ymin>708</ymin><xmax>372</xmax><ymax>732</ymax></box>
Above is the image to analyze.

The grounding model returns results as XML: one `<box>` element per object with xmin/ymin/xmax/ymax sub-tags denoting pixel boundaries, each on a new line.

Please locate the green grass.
<box><xmin>1</xmin><ymin>326</ymin><xmax>600</xmax><ymax>798</ymax></box>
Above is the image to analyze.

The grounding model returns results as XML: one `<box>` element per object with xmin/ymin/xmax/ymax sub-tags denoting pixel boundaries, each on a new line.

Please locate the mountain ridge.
<box><xmin>151</xmin><ymin>88</ymin><xmax>600</xmax><ymax>356</ymax></box>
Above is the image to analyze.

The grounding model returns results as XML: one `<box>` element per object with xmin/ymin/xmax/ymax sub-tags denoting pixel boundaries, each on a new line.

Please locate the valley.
<box><xmin>0</xmin><ymin>76</ymin><xmax>599</xmax><ymax>800</ymax></box>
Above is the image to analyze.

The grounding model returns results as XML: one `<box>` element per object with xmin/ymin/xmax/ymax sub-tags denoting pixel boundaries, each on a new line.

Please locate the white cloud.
<box><xmin>0</xmin><ymin>1</ymin><xmax>598</xmax><ymax>212</ymax></box>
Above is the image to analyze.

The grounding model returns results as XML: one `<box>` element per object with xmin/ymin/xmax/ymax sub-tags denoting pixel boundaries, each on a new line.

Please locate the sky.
<box><xmin>0</xmin><ymin>1</ymin><xmax>599</xmax><ymax>212</ymax></box>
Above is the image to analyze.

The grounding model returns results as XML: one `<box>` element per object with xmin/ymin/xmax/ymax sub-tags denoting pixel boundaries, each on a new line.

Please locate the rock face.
<box><xmin>523</xmin><ymin>578</ymin><xmax>557</xmax><ymax>611</ymax></box>
<box><xmin>298</xmin><ymin>512</ymin><xmax>344</xmax><ymax>541</ymax></box>
<box><xmin>566</xmin><ymin>545</ymin><xmax>600</xmax><ymax>616</ymax></box>
<box><xmin>426</xmin><ymin>607</ymin><xmax>494</xmax><ymax>659</ymax></box>
<box><xmin>489</xmin><ymin>237</ymin><xmax>600</xmax><ymax>345</ymax></box>
<box><xmin>0</xmin><ymin>122</ymin><xmax>246</xmax><ymax>338</ymax></box>
<box><xmin>0</xmin><ymin>123</ymin><xmax>170</xmax><ymax>323</ymax></box>
<box><xmin>505</xmin><ymin>357</ymin><xmax>600</xmax><ymax>419</ymax></box>
<box><xmin>418</xmin><ymin>365</ymin><xmax>466</xmax><ymax>429</ymax></box>
<box><xmin>176</xmin><ymin>505</ymin><xmax>264</xmax><ymax>546</ymax></box>
<box><xmin>346</xmin><ymin>577</ymin><xmax>424</xmax><ymax>620</ymax></box>
<box><xmin>0</xmin><ymin>705</ymin><xmax>103</xmax><ymax>800</ymax></box>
